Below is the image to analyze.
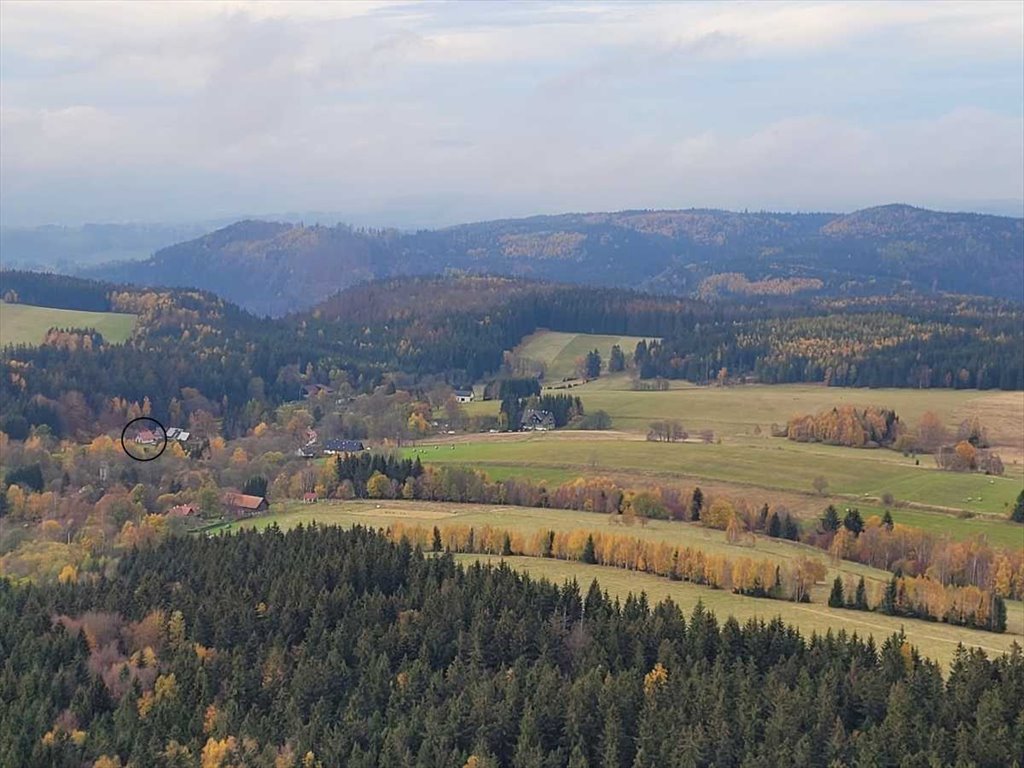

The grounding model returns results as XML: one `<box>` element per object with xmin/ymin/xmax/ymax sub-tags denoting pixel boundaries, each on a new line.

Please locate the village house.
<box><xmin>223</xmin><ymin>492</ymin><xmax>270</xmax><ymax>517</ymax></box>
<box><xmin>454</xmin><ymin>388</ymin><xmax>475</xmax><ymax>403</ymax></box>
<box><xmin>166</xmin><ymin>503</ymin><xmax>198</xmax><ymax>518</ymax></box>
<box><xmin>134</xmin><ymin>429</ymin><xmax>159</xmax><ymax>445</ymax></box>
<box><xmin>323</xmin><ymin>438</ymin><xmax>366</xmax><ymax>455</ymax></box>
<box><xmin>520</xmin><ymin>409</ymin><xmax>555</xmax><ymax>431</ymax></box>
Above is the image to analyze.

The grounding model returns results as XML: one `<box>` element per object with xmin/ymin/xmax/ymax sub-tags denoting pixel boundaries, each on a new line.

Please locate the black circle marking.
<box><xmin>120</xmin><ymin>417</ymin><xmax>168</xmax><ymax>462</ymax></box>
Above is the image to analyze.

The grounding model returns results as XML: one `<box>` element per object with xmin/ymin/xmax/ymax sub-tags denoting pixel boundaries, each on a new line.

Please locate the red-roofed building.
<box><xmin>223</xmin><ymin>492</ymin><xmax>270</xmax><ymax>517</ymax></box>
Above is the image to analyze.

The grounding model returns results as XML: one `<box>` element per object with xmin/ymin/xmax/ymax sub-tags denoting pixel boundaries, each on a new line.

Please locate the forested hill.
<box><xmin>4</xmin><ymin>525</ymin><xmax>1023</xmax><ymax>768</ymax></box>
<box><xmin>2</xmin><ymin>272</ymin><xmax>1021</xmax><ymax>441</ymax></box>
<box><xmin>87</xmin><ymin>205</ymin><xmax>1024</xmax><ymax>315</ymax></box>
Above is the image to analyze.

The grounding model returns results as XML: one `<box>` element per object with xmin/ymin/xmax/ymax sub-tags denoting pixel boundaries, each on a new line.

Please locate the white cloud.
<box><xmin>0</xmin><ymin>1</ymin><xmax>1021</xmax><ymax>225</ymax></box>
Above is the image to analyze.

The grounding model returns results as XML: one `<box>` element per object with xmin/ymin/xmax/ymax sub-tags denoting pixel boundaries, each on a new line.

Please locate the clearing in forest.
<box><xmin>0</xmin><ymin>301</ymin><xmax>136</xmax><ymax>346</ymax></box>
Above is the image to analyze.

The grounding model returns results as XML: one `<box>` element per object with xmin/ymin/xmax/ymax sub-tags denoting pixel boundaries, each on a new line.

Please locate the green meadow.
<box><xmin>0</xmin><ymin>301</ymin><xmax>136</xmax><ymax>346</ymax></box>
<box><xmin>403</xmin><ymin>437</ymin><xmax>1023</xmax><ymax>520</ymax></box>
<box><xmin>513</xmin><ymin>331</ymin><xmax>658</xmax><ymax>380</ymax></box>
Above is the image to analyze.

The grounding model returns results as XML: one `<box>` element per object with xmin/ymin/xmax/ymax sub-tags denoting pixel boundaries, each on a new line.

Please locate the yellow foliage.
<box><xmin>703</xmin><ymin>498</ymin><xmax>735</xmax><ymax>530</ymax></box>
<box><xmin>94</xmin><ymin>756</ymin><xmax>123</xmax><ymax>768</ymax></box>
<box><xmin>201</xmin><ymin>736</ymin><xmax>238</xmax><ymax>768</ymax></box>
<box><xmin>643</xmin><ymin>662</ymin><xmax>669</xmax><ymax>696</ymax></box>
<box><xmin>58</xmin><ymin>564</ymin><xmax>78</xmax><ymax>584</ymax></box>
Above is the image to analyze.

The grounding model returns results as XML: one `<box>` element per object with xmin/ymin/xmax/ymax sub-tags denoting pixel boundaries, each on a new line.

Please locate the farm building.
<box><xmin>454</xmin><ymin>388</ymin><xmax>475</xmax><ymax>403</ymax></box>
<box><xmin>323</xmin><ymin>439</ymin><xmax>366</xmax><ymax>455</ymax></box>
<box><xmin>165</xmin><ymin>427</ymin><xmax>191</xmax><ymax>442</ymax></box>
<box><xmin>223</xmin><ymin>492</ymin><xmax>270</xmax><ymax>517</ymax></box>
<box><xmin>521</xmin><ymin>409</ymin><xmax>555</xmax><ymax>431</ymax></box>
<box><xmin>166</xmin><ymin>503</ymin><xmax>198</xmax><ymax>517</ymax></box>
<box><xmin>302</xmin><ymin>492</ymin><xmax>318</xmax><ymax>504</ymax></box>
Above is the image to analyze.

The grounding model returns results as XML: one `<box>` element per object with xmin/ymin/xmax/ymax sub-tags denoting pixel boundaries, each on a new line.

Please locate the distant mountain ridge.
<box><xmin>86</xmin><ymin>204</ymin><xmax>1024</xmax><ymax>315</ymax></box>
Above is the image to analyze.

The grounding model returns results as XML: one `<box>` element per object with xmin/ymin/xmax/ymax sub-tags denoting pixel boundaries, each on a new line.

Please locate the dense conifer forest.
<box><xmin>3</xmin><ymin>526</ymin><xmax>1022</xmax><ymax>768</ymax></box>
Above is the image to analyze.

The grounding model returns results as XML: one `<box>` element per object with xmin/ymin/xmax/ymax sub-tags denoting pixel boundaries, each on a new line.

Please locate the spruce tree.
<box><xmin>854</xmin><ymin>577</ymin><xmax>868</xmax><ymax>610</ymax></box>
<box><xmin>431</xmin><ymin>526</ymin><xmax>442</xmax><ymax>553</ymax></box>
<box><xmin>992</xmin><ymin>595</ymin><xmax>1007</xmax><ymax>633</ymax></box>
<box><xmin>1011</xmin><ymin>489</ymin><xmax>1024</xmax><ymax>523</ymax></box>
<box><xmin>880</xmin><ymin>577</ymin><xmax>899</xmax><ymax>615</ymax></box>
<box><xmin>581</xmin><ymin>535</ymin><xmax>597</xmax><ymax>564</ymax></box>
<box><xmin>767</xmin><ymin>512</ymin><xmax>781</xmax><ymax>538</ymax></box>
<box><xmin>501</xmin><ymin>533</ymin><xmax>512</xmax><ymax>556</ymax></box>
<box><xmin>821</xmin><ymin>505</ymin><xmax>840</xmax><ymax>532</ymax></box>
<box><xmin>690</xmin><ymin>487</ymin><xmax>703</xmax><ymax>521</ymax></box>
<box><xmin>842</xmin><ymin>508</ymin><xmax>864</xmax><ymax>535</ymax></box>
<box><xmin>882</xmin><ymin>509</ymin><xmax>894</xmax><ymax>530</ymax></box>
<box><xmin>828</xmin><ymin>576</ymin><xmax>845</xmax><ymax>608</ymax></box>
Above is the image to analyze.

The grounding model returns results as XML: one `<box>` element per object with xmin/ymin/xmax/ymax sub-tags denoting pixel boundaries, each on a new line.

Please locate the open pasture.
<box><xmin>404</xmin><ymin>436</ymin><xmax>1023</xmax><ymax>520</ymax></box>
<box><xmin>221</xmin><ymin>498</ymin><xmax>1022</xmax><ymax>669</ymax></box>
<box><xmin>0</xmin><ymin>301</ymin><xmax>136</xmax><ymax>346</ymax></box>
<box><xmin>514</xmin><ymin>330</ymin><xmax>658</xmax><ymax>381</ymax></box>
<box><xmin>466</xmin><ymin>373</ymin><xmax>1024</xmax><ymax>456</ymax></box>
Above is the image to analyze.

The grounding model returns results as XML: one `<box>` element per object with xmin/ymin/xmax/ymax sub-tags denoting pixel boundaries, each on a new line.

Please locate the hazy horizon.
<box><xmin>2</xmin><ymin>0</ymin><xmax>1022</xmax><ymax>228</ymax></box>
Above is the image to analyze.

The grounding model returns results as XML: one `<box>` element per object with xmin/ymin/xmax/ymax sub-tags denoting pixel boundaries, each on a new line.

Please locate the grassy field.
<box><xmin>219</xmin><ymin>498</ymin><xmax>1023</xmax><ymax>669</ymax></box>
<box><xmin>514</xmin><ymin>331</ymin><xmax>658</xmax><ymax>381</ymax></box>
<box><xmin>0</xmin><ymin>301</ymin><xmax>136</xmax><ymax>345</ymax></box>
<box><xmin>403</xmin><ymin>436</ymin><xmax>1024</xmax><ymax>523</ymax></box>
<box><xmin>466</xmin><ymin>374</ymin><xmax>1024</xmax><ymax>454</ymax></box>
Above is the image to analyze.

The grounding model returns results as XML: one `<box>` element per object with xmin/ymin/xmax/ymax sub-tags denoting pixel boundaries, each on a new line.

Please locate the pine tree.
<box><xmin>821</xmin><ymin>505</ymin><xmax>840</xmax><ymax>532</ymax></box>
<box><xmin>513</xmin><ymin>704</ymin><xmax>545</xmax><ymax>768</ymax></box>
<box><xmin>690</xmin><ymin>487</ymin><xmax>703</xmax><ymax>522</ymax></box>
<box><xmin>582</xmin><ymin>535</ymin><xmax>597</xmax><ymax>564</ymax></box>
<box><xmin>828</xmin><ymin>576</ymin><xmax>845</xmax><ymax>608</ymax></box>
<box><xmin>842</xmin><ymin>508</ymin><xmax>864</xmax><ymax>535</ymax></box>
<box><xmin>880</xmin><ymin>577</ymin><xmax>898</xmax><ymax>615</ymax></box>
<box><xmin>992</xmin><ymin>595</ymin><xmax>1007</xmax><ymax>633</ymax></box>
<box><xmin>1011</xmin><ymin>490</ymin><xmax>1024</xmax><ymax>523</ymax></box>
<box><xmin>854</xmin><ymin>577</ymin><xmax>868</xmax><ymax>610</ymax></box>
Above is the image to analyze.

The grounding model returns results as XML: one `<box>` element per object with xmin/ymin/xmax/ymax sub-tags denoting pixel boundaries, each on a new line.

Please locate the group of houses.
<box><xmin>294</xmin><ymin>437</ymin><xmax>367</xmax><ymax>458</ymax></box>
<box><xmin>132</xmin><ymin>426</ymin><xmax>191</xmax><ymax>445</ymax></box>
<box><xmin>165</xmin><ymin>492</ymin><xmax>272</xmax><ymax>521</ymax></box>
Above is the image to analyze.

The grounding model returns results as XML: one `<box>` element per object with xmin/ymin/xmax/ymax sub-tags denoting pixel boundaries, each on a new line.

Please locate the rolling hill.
<box><xmin>87</xmin><ymin>204</ymin><xmax>1024</xmax><ymax>315</ymax></box>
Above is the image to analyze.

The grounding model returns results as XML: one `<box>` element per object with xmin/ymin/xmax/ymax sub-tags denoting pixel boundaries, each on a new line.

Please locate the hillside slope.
<box><xmin>88</xmin><ymin>205</ymin><xmax>1024</xmax><ymax>315</ymax></box>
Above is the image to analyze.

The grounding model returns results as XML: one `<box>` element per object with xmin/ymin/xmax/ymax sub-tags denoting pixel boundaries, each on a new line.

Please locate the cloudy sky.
<box><xmin>1</xmin><ymin>0</ymin><xmax>1022</xmax><ymax>227</ymax></box>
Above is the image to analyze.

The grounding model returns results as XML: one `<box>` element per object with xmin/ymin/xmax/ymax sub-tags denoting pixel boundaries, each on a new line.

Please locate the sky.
<box><xmin>1</xmin><ymin>0</ymin><xmax>1022</xmax><ymax>228</ymax></box>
